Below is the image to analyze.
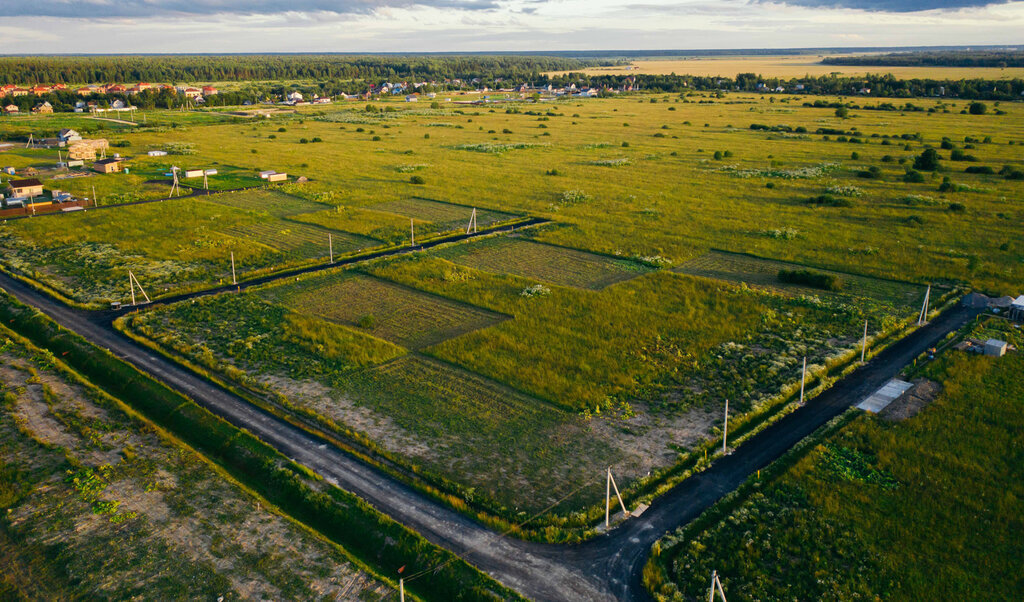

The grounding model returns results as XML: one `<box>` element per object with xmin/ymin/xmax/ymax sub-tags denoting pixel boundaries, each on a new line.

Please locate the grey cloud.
<box><xmin>1</xmin><ymin>0</ymin><xmax>500</xmax><ymax>18</ymax></box>
<box><xmin>758</xmin><ymin>0</ymin><xmax>1010</xmax><ymax>11</ymax></box>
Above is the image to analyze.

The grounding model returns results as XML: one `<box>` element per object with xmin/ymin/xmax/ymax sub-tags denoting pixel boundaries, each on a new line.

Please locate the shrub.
<box><xmin>778</xmin><ymin>268</ymin><xmax>843</xmax><ymax>290</ymax></box>
<box><xmin>913</xmin><ymin>148</ymin><xmax>941</xmax><ymax>171</ymax></box>
<box><xmin>545</xmin><ymin>168</ymin><xmax>561</xmax><ymax>176</ymax></box>
<box><xmin>713</xmin><ymin>151</ymin><xmax>723</xmax><ymax>160</ymax></box>
<box><xmin>964</xmin><ymin>166</ymin><xmax>994</xmax><ymax>174</ymax></box>
<box><xmin>968</xmin><ymin>101</ymin><xmax>988</xmax><ymax>115</ymax></box>
<box><xmin>372</xmin><ymin>135</ymin><xmax>382</xmax><ymax>141</ymax></box>
<box><xmin>850</xmin><ymin>151</ymin><xmax>859</xmax><ymax>160</ymax></box>
<box><xmin>857</xmin><ymin>166</ymin><xmax>882</xmax><ymax>179</ymax></box>
<box><xmin>940</xmin><ymin>139</ymin><xmax>954</xmax><ymax>150</ymax></box>
<box><xmin>409</xmin><ymin>175</ymin><xmax>425</xmax><ymax>185</ymax></box>
<box><xmin>949</xmin><ymin>150</ymin><xmax>977</xmax><ymax>161</ymax></box>
<box><xmin>948</xmin><ymin>202</ymin><xmax>966</xmax><ymax>212</ymax></box>
<box><xmin>277</xmin><ymin>127</ymin><xmax>287</xmax><ymax>132</ymax></box>
<box><xmin>299</xmin><ymin>138</ymin><xmax>309</xmax><ymax>144</ymax></box>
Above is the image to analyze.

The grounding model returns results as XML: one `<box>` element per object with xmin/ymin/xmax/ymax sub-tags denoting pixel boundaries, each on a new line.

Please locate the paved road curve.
<box><xmin>0</xmin><ymin>269</ymin><xmax>976</xmax><ymax>601</ymax></box>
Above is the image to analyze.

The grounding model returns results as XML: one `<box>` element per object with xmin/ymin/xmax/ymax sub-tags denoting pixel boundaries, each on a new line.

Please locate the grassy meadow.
<box><xmin>1</xmin><ymin>92</ymin><xmax>1021</xmax><ymax>302</ymax></box>
<box><xmin>646</xmin><ymin>320</ymin><xmax>1024</xmax><ymax>601</ymax></box>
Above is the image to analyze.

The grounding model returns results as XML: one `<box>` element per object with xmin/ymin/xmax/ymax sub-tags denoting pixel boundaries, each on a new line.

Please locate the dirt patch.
<box><xmin>590</xmin><ymin>402</ymin><xmax>721</xmax><ymax>479</ymax></box>
<box><xmin>260</xmin><ymin>373</ymin><xmax>434</xmax><ymax>458</ymax></box>
<box><xmin>878</xmin><ymin>378</ymin><xmax>942</xmax><ymax>421</ymax></box>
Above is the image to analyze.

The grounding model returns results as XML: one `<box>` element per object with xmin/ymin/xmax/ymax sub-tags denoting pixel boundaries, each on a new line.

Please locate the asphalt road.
<box><xmin>0</xmin><ymin>267</ymin><xmax>976</xmax><ymax>601</ymax></box>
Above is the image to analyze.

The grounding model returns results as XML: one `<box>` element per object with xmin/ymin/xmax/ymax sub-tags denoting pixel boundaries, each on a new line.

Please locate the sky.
<box><xmin>0</xmin><ymin>0</ymin><xmax>1022</xmax><ymax>53</ymax></box>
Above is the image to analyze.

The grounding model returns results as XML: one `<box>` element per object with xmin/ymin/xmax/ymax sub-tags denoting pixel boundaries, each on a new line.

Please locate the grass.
<box><xmin>677</xmin><ymin>250</ymin><xmax>925</xmax><ymax>307</ymax></box>
<box><xmin>201</xmin><ymin>188</ymin><xmax>330</xmax><ymax>217</ymax></box>
<box><xmin>648</xmin><ymin>329</ymin><xmax>1024</xmax><ymax>600</ymax></box>
<box><xmin>369</xmin><ymin>197</ymin><xmax>518</xmax><ymax>231</ymax></box>
<box><xmin>0</xmin><ymin>321</ymin><xmax>390</xmax><ymax>600</ymax></box>
<box><xmin>261</xmin><ymin>271</ymin><xmax>506</xmax><ymax>350</ymax></box>
<box><xmin>436</xmin><ymin>236</ymin><xmax>651</xmax><ymax>290</ymax></box>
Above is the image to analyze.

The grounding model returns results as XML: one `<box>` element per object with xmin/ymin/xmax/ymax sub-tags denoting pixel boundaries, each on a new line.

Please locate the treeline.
<box><xmin>0</xmin><ymin>54</ymin><xmax>600</xmax><ymax>86</ymax></box>
<box><xmin>822</xmin><ymin>50</ymin><xmax>1024</xmax><ymax>68</ymax></box>
<box><xmin>545</xmin><ymin>71</ymin><xmax>1024</xmax><ymax>100</ymax></box>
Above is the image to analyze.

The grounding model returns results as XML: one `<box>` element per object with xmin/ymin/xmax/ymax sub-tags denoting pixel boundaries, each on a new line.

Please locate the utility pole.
<box><xmin>918</xmin><ymin>285</ymin><xmax>931</xmax><ymax>325</ymax></box>
<box><xmin>92</xmin><ymin>184</ymin><xmax>98</xmax><ymax>207</ymax></box>
<box><xmin>329</xmin><ymin>233</ymin><xmax>334</xmax><ymax>263</ymax></box>
<box><xmin>466</xmin><ymin>208</ymin><xmax>478</xmax><ymax>234</ymax></box>
<box><xmin>230</xmin><ymin>252</ymin><xmax>237</xmax><ymax>285</ymax></box>
<box><xmin>722</xmin><ymin>399</ymin><xmax>729</xmax><ymax>454</ymax></box>
<box><xmin>605</xmin><ymin>467</ymin><xmax>628</xmax><ymax>528</ymax></box>
<box><xmin>399</xmin><ymin>578</ymin><xmax>404</xmax><ymax>602</ymax></box>
<box><xmin>861</xmin><ymin>320</ymin><xmax>868</xmax><ymax>363</ymax></box>
<box><xmin>410</xmin><ymin>218</ymin><xmax>415</xmax><ymax>247</ymax></box>
<box><xmin>799</xmin><ymin>357</ymin><xmax>807</xmax><ymax>405</ymax></box>
<box><xmin>708</xmin><ymin>570</ymin><xmax>727</xmax><ymax>602</ymax></box>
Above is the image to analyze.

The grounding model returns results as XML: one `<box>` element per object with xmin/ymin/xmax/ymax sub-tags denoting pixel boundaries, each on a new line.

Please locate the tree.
<box><xmin>913</xmin><ymin>148</ymin><xmax>941</xmax><ymax>171</ymax></box>
<box><xmin>968</xmin><ymin>101</ymin><xmax>988</xmax><ymax>115</ymax></box>
<box><xmin>835</xmin><ymin>106</ymin><xmax>849</xmax><ymax>119</ymax></box>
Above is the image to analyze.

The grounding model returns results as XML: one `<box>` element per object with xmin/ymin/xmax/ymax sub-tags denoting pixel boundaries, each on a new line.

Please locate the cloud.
<box><xmin>0</xmin><ymin>0</ymin><xmax>499</xmax><ymax>19</ymax></box>
<box><xmin>759</xmin><ymin>0</ymin><xmax>1010</xmax><ymax>11</ymax></box>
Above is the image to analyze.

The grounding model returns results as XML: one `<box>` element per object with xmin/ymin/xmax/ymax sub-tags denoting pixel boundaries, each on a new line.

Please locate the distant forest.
<box><xmin>822</xmin><ymin>51</ymin><xmax>1024</xmax><ymax>68</ymax></box>
<box><xmin>0</xmin><ymin>55</ymin><xmax>606</xmax><ymax>86</ymax></box>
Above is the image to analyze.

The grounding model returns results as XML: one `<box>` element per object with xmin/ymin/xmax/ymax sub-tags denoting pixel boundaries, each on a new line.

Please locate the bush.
<box><xmin>778</xmin><ymin>268</ymin><xmax>843</xmax><ymax>290</ymax></box>
<box><xmin>277</xmin><ymin>127</ymin><xmax>286</xmax><ymax>132</ymax></box>
<box><xmin>409</xmin><ymin>175</ymin><xmax>425</xmax><ymax>185</ymax></box>
<box><xmin>713</xmin><ymin>151</ymin><xmax>723</xmax><ymax>160</ymax></box>
<box><xmin>949</xmin><ymin>150</ymin><xmax>977</xmax><ymax>161</ymax></box>
<box><xmin>857</xmin><ymin>166</ymin><xmax>882</xmax><ymax>179</ymax></box>
<box><xmin>372</xmin><ymin>135</ymin><xmax>382</xmax><ymax>141</ymax></box>
<box><xmin>948</xmin><ymin>202</ymin><xmax>966</xmax><ymax>212</ymax></box>
<box><xmin>968</xmin><ymin>101</ymin><xmax>988</xmax><ymax>115</ymax></box>
<box><xmin>913</xmin><ymin>148</ymin><xmax>941</xmax><ymax>171</ymax></box>
<box><xmin>299</xmin><ymin>138</ymin><xmax>308</xmax><ymax>144</ymax></box>
<box><xmin>964</xmin><ymin>166</ymin><xmax>994</xmax><ymax>174</ymax></box>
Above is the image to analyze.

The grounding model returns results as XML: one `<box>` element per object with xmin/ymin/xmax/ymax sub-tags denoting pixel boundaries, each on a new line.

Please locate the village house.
<box><xmin>58</xmin><ymin>128</ymin><xmax>82</xmax><ymax>144</ymax></box>
<box><xmin>3</xmin><ymin>104</ymin><xmax>18</xmax><ymax>114</ymax></box>
<box><xmin>5</xmin><ymin>178</ymin><xmax>44</xmax><ymax>198</ymax></box>
<box><xmin>202</xmin><ymin>86</ymin><xmax>218</xmax><ymax>95</ymax></box>
<box><xmin>31</xmin><ymin>101</ymin><xmax>53</xmax><ymax>114</ymax></box>
<box><xmin>93</xmin><ymin>158</ymin><xmax>125</xmax><ymax>174</ymax></box>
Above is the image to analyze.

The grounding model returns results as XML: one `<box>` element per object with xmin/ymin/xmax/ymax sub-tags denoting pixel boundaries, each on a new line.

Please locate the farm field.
<box><xmin>647</xmin><ymin>320</ymin><xmax>1024</xmax><ymax>601</ymax></box>
<box><xmin>261</xmin><ymin>271</ymin><xmax>507</xmax><ymax>350</ymax></box>
<box><xmin>126</xmin><ymin>241</ymin><xmax>934</xmax><ymax>519</ymax></box>
<box><xmin>370</xmin><ymin>197</ymin><xmax>518</xmax><ymax>231</ymax></box>
<box><xmin>544</xmin><ymin>55</ymin><xmax>1024</xmax><ymax>80</ymax></box>
<box><xmin>0</xmin><ymin>326</ymin><xmax>388</xmax><ymax>600</ymax></box>
<box><xmin>436</xmin><ymin>236</ymin><xmax>652</xmax><ymax>289</ymax></box>
<box><xmin>678</xmin><ymin>250</ymin><xmax>925</xmax><ymax>307</ymax></box>
<box><xmin>3</xmin><ymin>89</ymin><xmax>1024</xmax><ymax>526</ymax></box>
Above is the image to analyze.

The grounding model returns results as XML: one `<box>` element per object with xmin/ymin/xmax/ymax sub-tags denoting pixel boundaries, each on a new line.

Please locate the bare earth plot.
<box><xmin>339</xmin><ymin>354</ymin><xmax>617</xmax><ymax>510</ymax></box>
<box><xmin>200</xmin><ymin>189</ymin><xmax>331</xmax><ymax>218</ymax></box>
<box><xmin>219</xmin><ymin>221</ymin><xmax>375</xmax><ymax>260</ymax></box>
<box><xmin>676</xmin><ymin>250</ymin><xmax>925</xmax><ymax>307</ymax></box>
<box><xmin>261</xmin><ymin>272</ymin><xmax>506</xmax><ymax>349</ymax></box>
<box><xmin>438</xmin><ymin>236</ymin><xmax>652</xmax><ymax>290</ymax></box>
<box><xmin>370</xmin><ymin>197</ymin><xmax>519</xmax><ymax>231</ymax></box>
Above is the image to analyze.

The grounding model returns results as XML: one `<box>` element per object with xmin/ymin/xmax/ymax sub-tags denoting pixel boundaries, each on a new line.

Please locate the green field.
<box><xmin>678</xmin><ymin>250</ymin><xmax>925</xmax><ymax>306</ymax></box>
<box><xmin>647</xmin><ymin>319</ymin><xmax>1024</xmax><ymax>601</ymax></box>
<box><xmin>370</xmin><ymin>197</ymin><xmax>519</xmax><ymax>231</ymax></box>
<box><xmin>437</xmin><ymin>236</ymin><xmax>651</xmax><ymax>289</ymax></box>
<box><xmin>5</xmin><ymin>90</ymin><xmax>1024</xmax><ymax>531</ymax></box>
<box><xmin>261</xmin><ymin>272</ymin><xmax>506</xmax><ymax>349</ymax></box>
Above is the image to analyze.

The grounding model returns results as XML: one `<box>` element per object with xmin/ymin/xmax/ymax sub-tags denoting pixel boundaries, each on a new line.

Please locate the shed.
<box><xmin>93</xmin><ymin>158</ymin><xmax>124</xmax><ymax>174</ymax></box>
<box><xmin>4</xmin><ymin>197</ymin><xmax>26</xmax><ymax>208</ymax></box>
<box><xmin>1011</xmin><ymin>295</ymin><xmax>1024</xmax><ymax>321</ymax></box>
<box><xmin>6</xmin><ymin>178</ymin><xmax>44</xmax><ymax>198</ymax></box>
<box><xmin>147</xmin><ymin>150</ymin><xmax>168</xmax><ymax>157</ymax></box>
<box><xmin>67</xmin><ymin>159</ymin><xmax>84</xmax><ymax>168</ymax></box>
<box><xmin>203</xmin><ymin>169</ymin><xmax>218</xmax><ymax>176</ymax></box>
<box><xmin>183</xmin><ymin>169</ymin><xmax>204</xmax><ymax>178</ymax></box>
<box><xmin>258</xmin><ymin>170</ymin><xmax>276</xmax><ymax>179</ymax></box>
<box><xmin>267</xmin><ymin>172</ymin><xmax>287</xmax><ymax>182</ymax></box>
<box><xmin>984</xmin><ymin>339</ymin><xmax>1008</xmax><ymax>357</ymax></box>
